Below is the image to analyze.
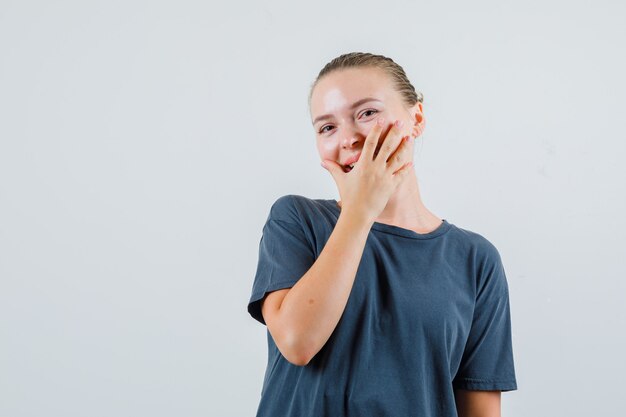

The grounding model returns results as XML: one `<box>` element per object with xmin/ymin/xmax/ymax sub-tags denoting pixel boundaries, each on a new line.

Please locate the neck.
<box><xmin>339</xmin><ymin>171</ymin><xmax>442</xmax><ymax>233</ymax></box>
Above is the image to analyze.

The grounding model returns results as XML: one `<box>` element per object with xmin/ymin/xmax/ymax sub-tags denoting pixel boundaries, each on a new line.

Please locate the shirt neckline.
<box><xmin>326</xmin><ymin>199</ymin><xmax>452</xmax><ymax>240</ymax></box>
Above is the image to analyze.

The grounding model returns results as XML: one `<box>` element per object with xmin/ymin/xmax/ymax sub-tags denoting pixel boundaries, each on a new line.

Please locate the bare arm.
<box><xmin>261</xmin><ymin>209</ymin><xmax>373</xmax><ymax>366</ymax></box>
<box><xmin>454</xmin><ymin>389</ymin><xmax>501</xmax><ymax>417</ymax></box>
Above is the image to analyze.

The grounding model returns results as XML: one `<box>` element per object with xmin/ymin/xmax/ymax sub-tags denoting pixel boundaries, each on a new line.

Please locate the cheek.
<box><xmin>317</xmin><ymin>140</ymin><xmax>336</xmax><ymax>158</ymax></box>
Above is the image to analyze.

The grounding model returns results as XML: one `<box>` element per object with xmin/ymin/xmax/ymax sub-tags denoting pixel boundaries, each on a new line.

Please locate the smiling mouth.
<box><xmin>342</xmin><ymin>150</ymin><xmax>381</xmax><ymax>172</ymax></box>
<box><xmin>342</xmin><ymin>160</ymin><xmax>357</xmax><ymax>172</ymax></box>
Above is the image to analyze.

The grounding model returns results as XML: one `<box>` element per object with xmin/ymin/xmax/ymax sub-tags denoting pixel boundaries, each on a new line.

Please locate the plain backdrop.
<box><xmin>1</xmin><ymin>1</ymin><xmax>625</xmax><ymax>416</ymax></box>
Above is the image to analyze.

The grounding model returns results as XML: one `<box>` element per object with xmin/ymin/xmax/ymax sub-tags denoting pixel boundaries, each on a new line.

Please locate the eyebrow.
<box><xmin>312</xmin><ymin>97</ymin><xmax>383</xmax><ymax>126</ymax></box>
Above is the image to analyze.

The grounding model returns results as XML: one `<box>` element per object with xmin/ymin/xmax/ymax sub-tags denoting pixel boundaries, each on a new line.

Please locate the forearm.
<box><xmin>278</xmin><ymin>210</ymin><xmax>372</xmax><ymax>364</ymax></box>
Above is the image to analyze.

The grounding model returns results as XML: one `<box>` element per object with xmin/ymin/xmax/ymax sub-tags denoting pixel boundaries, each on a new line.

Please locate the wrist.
<box><xmin>337</xmin><ymin>209</ymin><xmax>374</xmax><ymax>233</ymax></box>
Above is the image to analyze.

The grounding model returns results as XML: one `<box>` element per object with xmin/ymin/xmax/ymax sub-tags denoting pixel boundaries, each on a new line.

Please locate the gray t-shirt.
<box><xmin>247</xmin><ymin>194</ymin><xmax>517</xmax><ymax>417</ymax></box>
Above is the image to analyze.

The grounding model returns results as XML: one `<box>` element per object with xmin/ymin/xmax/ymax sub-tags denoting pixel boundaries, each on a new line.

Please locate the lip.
<box><xmin>342</xmin><ymin>151</ymin><xmax>362</xmax><ymax>168</ymax></box>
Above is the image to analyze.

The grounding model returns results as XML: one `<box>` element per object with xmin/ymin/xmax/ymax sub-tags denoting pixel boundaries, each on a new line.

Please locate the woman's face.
<box><xmin>309</xmin><ymin>67</ymin><xmax>425</xmax><ymax>172</ymax></box>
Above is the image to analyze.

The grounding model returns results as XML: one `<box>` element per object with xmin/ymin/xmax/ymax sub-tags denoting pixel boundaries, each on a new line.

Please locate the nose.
<box><xmin>341</xmin><ymin>130</ymin><xmax>363</xmax><ymax>149</ymax></box>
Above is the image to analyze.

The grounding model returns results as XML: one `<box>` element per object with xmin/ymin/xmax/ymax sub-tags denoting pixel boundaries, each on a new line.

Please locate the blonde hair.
<box><xmin>308</xmin><ymin>52</ymin><xmax>424</xmax><ymax>110</ymax></box>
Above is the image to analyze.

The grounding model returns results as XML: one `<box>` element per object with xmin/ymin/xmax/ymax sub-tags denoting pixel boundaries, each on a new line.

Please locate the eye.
<box><xmin>318</xmin><ymin>125</ymin><xmax>334</xmax><ymax>134</ymax></box>
<box><xmin>361</xmin><ymin>109</ymin><xmax>378</xmax><ymax>118</ymax></box>
<box><xmin>317</xmin><ymin>109</ymin><xmax>379</xmax><ymax>134</ymax></box>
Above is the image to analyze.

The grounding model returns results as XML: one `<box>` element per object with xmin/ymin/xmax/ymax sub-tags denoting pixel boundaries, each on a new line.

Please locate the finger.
<box><xmin>392</xmin><ymin>161</ymin><xmax>414</xmax><ymax>185</ymax></box>
<box><xmin>387</xmin><ymin>135</ymin><xmax>412</xmax><ymax>173</ymax></box>
<box><xmin>321</xmin><ymin>159</ymin><xmax>344</xmax><ymax>183</ymax></box>
<box><xmin>362</xmin><ymin>117</ymin><xmax>386</xmax><ymax>163</ymax></box>
<box><xmin>376</xmin><ymin>119</ymin><xmax>406</xmax><ymax>165</ymax></box>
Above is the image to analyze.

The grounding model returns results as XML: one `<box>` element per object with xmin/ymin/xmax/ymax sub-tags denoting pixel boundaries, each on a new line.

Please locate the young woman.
<box><xmin>247</xmin><ymin>52</ymin><xmax>518</xmax><ymax>417</ymax></box>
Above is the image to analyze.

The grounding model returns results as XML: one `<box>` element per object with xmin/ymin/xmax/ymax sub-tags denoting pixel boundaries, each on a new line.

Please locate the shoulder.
<box><xmin>448</xmin><ymin>223</ymin><xmax>508</xmax><ymax>296</ymax></box>
<box><xmin>267</xmin><ymin>194</ymin><xmax>327</xmax><ymax>225</ymax></box>
<box><xmin>448</xmin><ymin>223</ymin><xmax>503</xmax><ymax>265</ymax></box>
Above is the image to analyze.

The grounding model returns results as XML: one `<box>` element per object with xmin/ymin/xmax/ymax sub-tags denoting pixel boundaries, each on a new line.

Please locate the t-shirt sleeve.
<box><xmin>247</xmin><ymin>196</ymin><xmax>317</xmax><ymax>326</ymax></box>
<box><xmin>452</xmin><ymin>241</ymin><xmax>518</xmax><ymax>392</ymax></box>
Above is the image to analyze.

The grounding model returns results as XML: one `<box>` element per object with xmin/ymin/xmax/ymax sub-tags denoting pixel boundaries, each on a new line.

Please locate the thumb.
<box><xmin>321</xmin><ymin>159</ymin><xmax>343</xmax><ymax>179</ymax></box>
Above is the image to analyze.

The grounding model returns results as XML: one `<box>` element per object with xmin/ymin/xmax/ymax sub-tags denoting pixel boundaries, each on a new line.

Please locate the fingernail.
<box><xmin>395</xmin><ymin>120</ymin><xmax>404</xmax><ymax>128</ymax></box>
<box><xmin>377</xmin><ymin>117</ymin><xmax>385</xmax><ymax>126</ymax></box>
<box><xmin>320</xmin><ymin>161</ymin><xmax>327</xmax><ymax>169</ymax></box>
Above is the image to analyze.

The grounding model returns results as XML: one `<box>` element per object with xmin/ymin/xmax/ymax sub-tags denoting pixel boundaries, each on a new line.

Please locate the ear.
<box><xmin>410</xmin><ymin>102</ymin><xmax>425</xmax><ymax>139</ymax></box>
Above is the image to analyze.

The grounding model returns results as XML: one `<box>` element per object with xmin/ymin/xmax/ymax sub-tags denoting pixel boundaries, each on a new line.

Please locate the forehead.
<box><xmin>310</xmin><ymin>67</ymin><xmax>396</xmax><ymax>118</ymax></box>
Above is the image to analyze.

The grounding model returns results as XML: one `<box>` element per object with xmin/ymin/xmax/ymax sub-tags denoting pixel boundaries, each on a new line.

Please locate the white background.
<box><xmin>1</xmin><ymin>1</ymin><xmax>625</xmax><ymax>416</ymax></box>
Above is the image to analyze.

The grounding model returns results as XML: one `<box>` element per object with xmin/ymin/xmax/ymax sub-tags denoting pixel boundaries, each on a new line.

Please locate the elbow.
<box><xmin>267</xmin><ymin>310</ymin><xmax>316</xmax><ymax>366</ymax></box>
<box><xmin>284</xmin><ymin>351</ymin><xmax>311</xmax><ymax>367</ymax></box>
<box><xmin>280</xmin><ymin>332</ymin><xmax>315</xmax><ymax>366</ymax></box>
